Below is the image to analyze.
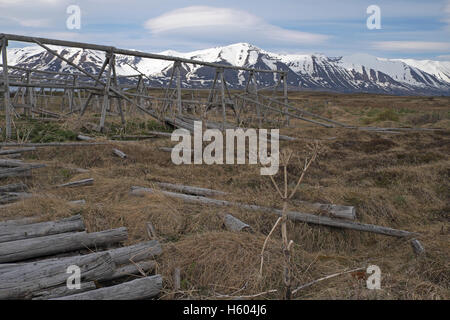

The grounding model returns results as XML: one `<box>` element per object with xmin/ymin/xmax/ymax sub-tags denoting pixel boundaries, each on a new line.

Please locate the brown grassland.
<box><xmin>0</xmin><ymin>90</ymin><xmax>449</xmax><ymax>299</ymax></box>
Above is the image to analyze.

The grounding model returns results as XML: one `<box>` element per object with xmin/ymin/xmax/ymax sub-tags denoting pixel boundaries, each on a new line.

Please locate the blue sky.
<box><xmin>0</xmin><ymin>0</ymin><xmax>449</xmax><ymax>60</ymax></box>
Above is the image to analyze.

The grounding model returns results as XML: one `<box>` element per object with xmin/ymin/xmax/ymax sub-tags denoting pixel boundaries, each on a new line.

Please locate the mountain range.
<box><xmin>3</xmin><ymin>43</ymin><xmax>450</xmax><ymax>96</ymax></box>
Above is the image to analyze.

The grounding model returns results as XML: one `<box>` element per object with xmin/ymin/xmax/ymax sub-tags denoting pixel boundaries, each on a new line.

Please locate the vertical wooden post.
<box><xmin>283</xmin><ymin>72</ymin><xmax>289</xmax><ymax>126</ymax></box>
<box><xmin>175</xmin><ymin>61</ymin><xmax>182</xmax><ymax>115</ymax></box>
<box><xmin>207</xmin><ymin>69</ymin><xmax>219</xmax><ymax>111</ymax></box>
<box><xmin>252</xmin><ymin>72</ymin><xmax>261</xmax><ymax>128</ymax></box>
<box><xmin>112</xmin><ymin>60</ymin><xmax>125</xmax><ymax>125</ymax></box>
<box><xmin>161</xmin><ymin>65</ymin><xmax>176</xmax><ymax>115</ymax></box>
<box><xmin>79</xmin><ymin>55</ymin><xmax>110</xmax><ymax>117</ymax></box>
<box><xmin>1</xmin><ymin>37</ymin><xmax>11</xmax><ymax>139</ymax></box>
<box><xmin>219</xmin><ymin>68</ymin><xmax>226</xmax><ymax>131</ymax></box>
<box><xmin>69</xmin><ymin>75</ymin><xmax>75</xmax><ymax>112</ymax></box>
<box><xmin>99</xmin><ymin>53</ymin><xmax>113</xmax><ymax>132</ymax></box>
<box><xmin>60</xmin><ymin>80</ymin><xmax>67</xmax><ymax>112</ymax></box>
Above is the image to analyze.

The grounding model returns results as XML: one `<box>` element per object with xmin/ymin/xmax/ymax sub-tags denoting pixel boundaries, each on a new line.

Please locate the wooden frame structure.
<box><xmin>1</xmin><ymin>33</ymin><xmax>345</xmax><ymax>139</ymax></box>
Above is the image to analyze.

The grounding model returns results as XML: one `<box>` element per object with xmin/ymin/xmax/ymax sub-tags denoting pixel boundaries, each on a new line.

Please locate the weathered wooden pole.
<box><xmin>111</xmin><ymin>60</ymin><xmax>125</xmax><ymax>124</ymax></box>
<box><xmin>283</xmin><ymin>72</ymin><xmax>289</xmax><ymax>125</ymax></box>
<box><xmin>175</xmin><ymin>61</ymin><xmax>182</xmax><ymax>115</ymax></box>
<box><xmin>99</xmin><ymin>53</ymin><xmax>114</xmax><ymax>132</ymax></box>
<box><xmin>1</xmin><ymin>37</ymin><xmax>12</xmax><ymax>138</ymax></box>
<box><xmin>219</xmin><ymin>68</ymin><xmax>226</xmax><ymax>130</ymax></box>
<box><xmin>79</xmin><ymin>56</ymin><xmax>110</xmax><ymax>116</ymax></box>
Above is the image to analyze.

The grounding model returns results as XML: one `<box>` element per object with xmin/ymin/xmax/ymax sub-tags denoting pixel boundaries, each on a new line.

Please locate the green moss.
<box><xmin>28</xmin><ymin>122</ymin><xmax>77</xmax><ymax>143</ymax></box>
<box><xmin>374</xmin><ymin>109</ymin><xmax>399</xmax><ymax>122</ymax></box>
<box><xmin>361</xmin><ymin>108</ymin><xmax>400</xmax><ymax>124</ymax></box>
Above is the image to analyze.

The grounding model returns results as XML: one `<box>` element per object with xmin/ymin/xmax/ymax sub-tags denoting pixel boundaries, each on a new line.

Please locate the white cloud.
<box><xmin>7</xmin><ymin>17</ymin><xmax>50</xmax><ymax>27</ymax></box>
<box><xmin>0</xmin><ymin>0</ymin><xmax>62</xmax><ymax>6</ymax></box>
<box><xmin>436</xmin><ymin>54</ymin><xmax>450</xmax><ymax>61</ymax></box>
<box><xmin>444</xmin><ymin>0</ymin><xmax>450</xmax><ymax>29</ymax></box>
<box><xmin>144</xmin><ymin>6</ymin><xmax>328</xmax><ymax>44</ymax></box>
<box><xmin>372</xmin><ymin>41</ymin><xmax>450</xmax><ymax>52</ymax></box>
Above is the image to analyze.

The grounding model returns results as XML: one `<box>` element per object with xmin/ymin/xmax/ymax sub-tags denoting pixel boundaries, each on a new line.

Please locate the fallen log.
<box><xmin>53</xmin><ymin>275</ymin><xmax>162</xmax><ymax>300</ymax></box>
<box><xmin>146</xmin><ymin>222</ymin><xmax>157</xmax><ymax>240</ymax></box>
<box><xmin>68</xmin><ymin>199</ymin><xmax>86</xmax><ymax>205</ymax></box>
<box><xmin>0</xmin><ymin>216</ymin><xmax>38</xmax><ymax>227</ymax></box>
<box><xmin>0</xmin><ymin>227</ymin><xmax>128</xmax><ymax>263</ymax></box>
<box><xmin>77</xmin><ymin>134</ymin><xmax>95</xmax><ymax>141</ymax></box>
<box><xmin>111</xmin><ymin>134</ymin><xmax>157</xmax><ymax>140</ymax></box>
<box><xmin>57</xmin><ymin>178</ymin><xmax>94</xmax><ymax>188</ymax></box>
<box><xmin>411</xmin><ymin>239</ymin><xmax>425</xmax><ymax>256</ymax></box>
<box><xmin>0</xmin><ymin>164</ymin><xmax>46</xmax><ymax>179</ymax></box>
<box><xmin>32</xmin><ymin>281</ymin><xmax>97</xmax><ymax>300</ymax></box>
<box><xmin>0</xmin><ymin>153</ymin><xmax>22</xmax><ymax>159</ymax></box>
<box><xmin>159</xmin><ymin>147</ymin><xmax>178</xmax><ymax>153</ymax></box>
<box><xmin>131</xmin><ymin>187</ymin><xmax>416</xmax><ymax>238</ymax></box>
<box><xmin>112</xmin><ymin>148</ymin><xmax>127</xmax><ymax>159</ymax></box>
<box><xmin>105</xmin><ymin>240</ymin><xmax>162</xmax><ymax>265</ymax></box>
<box><xmin>0</xmin><ymin>142</ymin><xmax>108</xmax><ymax>147</ymax></box>
<box><xmin>0</xmin><ymin>182</ymin><xmax>28</xmax><ymax>192</ymax></box>
<box><xmin>0</xmin><ymin>147</ymin><xmax>36</xmax><ymax>155</ymax></box>
<box><xmin>102</xmin><ymin>261</ymin><xmax>156</xmax><ymax>281</ymax></box>
<box><xmin>154</xmin><ymin>182</ymin><xmax>227</xmax><ymax>197</ymax></box>
<box><xmin>0</xmin><ymin>215</ymin><xmax>85</xmax><ymax>243</ymax></box>
<box><xmin>0</xmin><ymin>239</ymin><xmax>162</xmax><ymax>273</ymax></box>
<box><xmin>0</xmin><ymin>192</ymin><xmax>33</xmax><ymax>205</ymax></box>
<box><xmin>223</xmin><ymin>214</ymin><xmax>252</xmax><ymax>232</ymax></box>
<box><xmin>0</xmin><ymin>159</ymin><xmax>24</xmax><ymax>167</ymax></box>
<box><xmin>293</xmin><ymin>200</ymin><xmax>356</xmax><ymax>220</ymax></box>
<box><xmin>0</xmin><ymin>252</ymin><xmax>115</xmax><ymax>299</ymax></box>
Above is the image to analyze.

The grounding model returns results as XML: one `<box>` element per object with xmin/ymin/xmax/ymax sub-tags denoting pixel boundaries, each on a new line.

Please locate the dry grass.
<box><xmin>0</xmin><ymin>90</ymin><xmax>449</xmax><ymax>299</ymax></box>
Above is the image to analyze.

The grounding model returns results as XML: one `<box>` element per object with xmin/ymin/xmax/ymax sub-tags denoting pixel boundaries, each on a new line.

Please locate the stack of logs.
<box><xmin>0</xmin><ymin>215</ymin><xmax>162</xmax><ymax>300</ymax></box>
<box><xmin>0</xmin><ymin>147</ymin><xmax>46</xmax><ymax>208</ymax></box>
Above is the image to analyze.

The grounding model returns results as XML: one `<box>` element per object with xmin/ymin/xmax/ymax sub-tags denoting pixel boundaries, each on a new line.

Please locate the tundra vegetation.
<box><xmin>0</xmin><ymin>90</ymin><xmax>449</xmax><ymax>299</ymax></box>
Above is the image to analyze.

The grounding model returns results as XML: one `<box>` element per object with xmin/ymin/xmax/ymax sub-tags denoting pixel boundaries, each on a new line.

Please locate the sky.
<box><xmin>0</xmin><ymin>0</ymin><xmax>449</xmax><ymax>60</ymax></box>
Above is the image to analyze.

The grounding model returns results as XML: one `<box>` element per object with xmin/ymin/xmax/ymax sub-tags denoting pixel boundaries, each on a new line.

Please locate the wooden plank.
<box><xmin>131</xmin><ymin>187</ymin><xmax>416</xmax><ymax>238</ymax></box>
<box><xmin>52</xmin><ymin>275</ymin><xmax>162</xmax><ymax>300</ymax></box>
<box><xmin>0</xmin><ymin>252</ymin><xmax>114</xmax><ymax>299</ymax></box>
<box><xmin>0</xmin><ymin>227</ymin><xmax>128</xmax><ymax>263</ymax></box>
<box><xmin>0</xmin><ymin>215</ymin><xmax>85</xmax><ymax>243</ymax></box>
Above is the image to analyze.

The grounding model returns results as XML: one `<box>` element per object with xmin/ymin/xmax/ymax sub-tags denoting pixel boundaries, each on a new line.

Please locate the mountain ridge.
<box><xmin>3</xmin><ymin>43</ymin><xmax>450</xmax><ymax>96</ymax></box>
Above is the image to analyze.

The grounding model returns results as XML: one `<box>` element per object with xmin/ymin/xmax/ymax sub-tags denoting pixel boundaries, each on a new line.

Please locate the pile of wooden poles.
<box><xmin>0</xmin><ymin>215</ymin><xmax>163</xmax><ymax>300</ymax></box>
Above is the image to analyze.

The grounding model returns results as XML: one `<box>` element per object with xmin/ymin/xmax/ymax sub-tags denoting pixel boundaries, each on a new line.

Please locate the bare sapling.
<box><xmin>259</xmin><ymin>141</ymin><xmax>321</xmax><ymax>299</ymax></box>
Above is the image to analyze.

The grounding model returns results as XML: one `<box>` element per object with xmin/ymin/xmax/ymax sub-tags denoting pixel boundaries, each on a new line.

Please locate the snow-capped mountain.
<box><xmin>3</xmin><ymin>43</ymin><xmax>450</xmax><ymax>95</ymax></box>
